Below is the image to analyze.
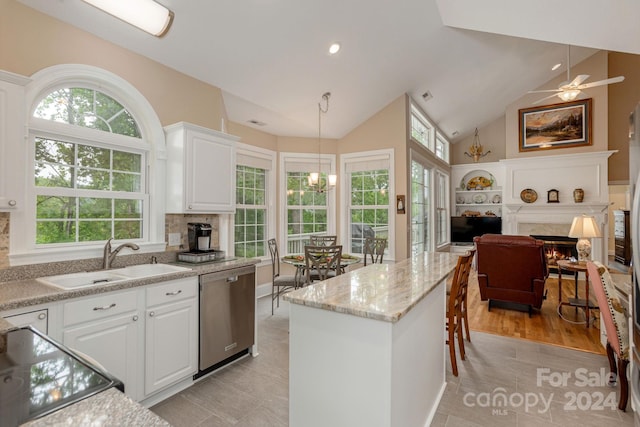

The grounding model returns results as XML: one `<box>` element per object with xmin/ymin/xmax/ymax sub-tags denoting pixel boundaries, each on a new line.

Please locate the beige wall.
<box><xmin>451</xmin><ymin>116</ymin><xmax>506</xmax><ymax>165</ymax></box>
<box><xmin>608</xmin><ymin>52</ymin><xmax>640</xmax><ymax>184</ymax></box>
<box><xmin>505</xmin><ymin>51</ymin><xmax>610</xmax><ymax>159</ymax></box>
<box><xmin>339</xmin><ymin>95</ymin><xmax>409</xmax><ymax>260</ymax></box>
<box><xmin>0</xmin><ymin>0</ymin><xmax>226</xmax><ymax>131</ymax></box>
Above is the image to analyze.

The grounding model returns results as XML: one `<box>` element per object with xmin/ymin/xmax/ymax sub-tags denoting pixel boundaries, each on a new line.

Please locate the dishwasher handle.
<box><xmin>226</xmin><ymin>276</ymin><xmax>238</xmax><ymax>283</ymax></box>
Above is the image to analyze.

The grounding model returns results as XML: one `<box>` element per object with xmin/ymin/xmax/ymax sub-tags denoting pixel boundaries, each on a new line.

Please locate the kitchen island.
<box><xmin>284</xmin><ymin>251</ymin><xmax>458</xmax><ymax>427</ymax></box>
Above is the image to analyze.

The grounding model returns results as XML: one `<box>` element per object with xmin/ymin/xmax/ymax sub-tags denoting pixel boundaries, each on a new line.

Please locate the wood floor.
<box><xmin>467</xmin><ymin>270</ymin><xmax>606</xmax><ymax>354</ymax></box>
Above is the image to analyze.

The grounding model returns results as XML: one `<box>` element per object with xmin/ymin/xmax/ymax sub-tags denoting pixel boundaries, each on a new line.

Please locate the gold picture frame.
<box><xmin>519</xmin><ymin>99</ymin><xmax>592</xmax><ymax>152</ymax></box>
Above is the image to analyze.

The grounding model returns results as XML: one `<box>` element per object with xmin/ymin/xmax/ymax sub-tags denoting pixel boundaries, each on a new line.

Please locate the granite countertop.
<box><xmin>0</xmin><ymin>257</ymin><xmax>259</xmax><ymax>426</ymax></box>
<box><xmin>0</xmin><ymin>257</ymin><xmax>259</xmax><ymax>312</ymax></box>
<box><xmin>284</xmin><ymin>251</ymin><xmax>458</xmax><ymax>323</ymax></box>
<box><xmin>22</xmin><ymin>388</ymin><xmax>170</xmax><ymax>427</ymax></box>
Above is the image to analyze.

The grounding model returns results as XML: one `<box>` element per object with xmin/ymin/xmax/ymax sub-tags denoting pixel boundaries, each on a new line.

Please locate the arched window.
<box><xmin>32</xmin><ymin>87</ymin><xmax>146</xmax><ymax>244</ymax></box>
<box><xmin>12</xmin><ymin>64</ymin><xmax>166</xmax><ymax>265</ymax></box>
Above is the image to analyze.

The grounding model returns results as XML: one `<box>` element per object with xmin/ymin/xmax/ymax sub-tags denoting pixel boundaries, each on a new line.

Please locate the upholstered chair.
<box><xmin>586</xmin><ymin>261</ymin><xmax>629</xmax><ymax>411</ymax></box>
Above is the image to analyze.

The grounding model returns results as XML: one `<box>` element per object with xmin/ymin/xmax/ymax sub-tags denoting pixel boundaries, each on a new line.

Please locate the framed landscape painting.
<box><xmin>518</xmin><ymin>98</ymin><xmax>592</xmax><ymax>152</ymax></box>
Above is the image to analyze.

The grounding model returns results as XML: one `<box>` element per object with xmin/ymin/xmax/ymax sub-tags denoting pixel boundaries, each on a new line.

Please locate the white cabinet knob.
<box><xmin>37</xmin><ymin>312</ymin><xmax>46</xmax><ymax>320</ymax></box>
<box><xmin>7</xmin><ymin>200</ymin><xmax>16</xmax><ymax>207</ymax></box>
<box><xmin>149</xmin><ymin>311</ymin><xmax>155</xmax><ymax>317</ymax></box>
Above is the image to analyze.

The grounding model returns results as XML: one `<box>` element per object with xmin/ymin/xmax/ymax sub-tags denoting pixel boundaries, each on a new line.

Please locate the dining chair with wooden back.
<box><xmin>304</xmin><ymin>244</ymin><xmax>342</xmax><ymax>285</ymax></box>
<box><xmin>446</xmin><ymin>250</ymin><xmax>474</xmax><ymax>377</ymax></box>
<box><xmin>363</xmin><ymin>237</ymin><xmax>387</xmax><ymax>266</ymax></box>
<box><xmin>267</xmin><ymin>238</ymin><xmax>298</xmax><ymax>315</ymax></box>
<box><xmin>309</xmin><ymin>235</ymin><xmax>338</xmax><ymax>246</ymax></box>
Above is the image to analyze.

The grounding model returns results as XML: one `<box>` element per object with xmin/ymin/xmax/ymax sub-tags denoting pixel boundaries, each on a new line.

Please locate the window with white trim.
<box><xmin>410</xmin><ymin>103</ymin><xmax>434</xmax><ymax>151</ymax></box>
<box><xmin>435</xmin><ymin>131</ymin><xmax>450</xmax><ymax>164</ymax></box>
<box><xmin>31</xmin><ymin>87</ymin><xmax>147</xmax><ymax>245</ymax></box>
<box><xmin>410</xmin><ymin>158</ymin><xmax>431</xmax><ymax>255</ymax></box>
<box><xmin>280</xmin><ymin>154</ymin><xmax>335</xmax><ymax>254</ymax></box>
<box><xmin>234</xmin><ymin>146</ymin><xmax>275</xmax><ymax>258</ymax></box>
<box><xmin>343</xmin><ymin>151</ymin><xmax>392</xmax><ymax>256</ymax></box>
<box><xmin>435</xmin><ymin>170</ymin><xmax>450</xmax><ymax>246</ymax></box>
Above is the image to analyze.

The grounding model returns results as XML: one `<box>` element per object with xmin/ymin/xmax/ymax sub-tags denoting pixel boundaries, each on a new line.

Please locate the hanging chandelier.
<box><xmin>308</xmin><ymin>92</ymin><xmax>336</xmax><ymax>192</ymax></box>
<box><xmin>464</xmin><ymin>128</ymin><xmax>490</xmax><ymax>163</ymax></box>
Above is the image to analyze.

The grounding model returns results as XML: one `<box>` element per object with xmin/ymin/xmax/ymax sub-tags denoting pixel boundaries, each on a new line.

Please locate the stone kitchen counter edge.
<box><xmin>0</xmin><ymin>258</ymin><xmax>259</xmax><ymax>312</ymax></box>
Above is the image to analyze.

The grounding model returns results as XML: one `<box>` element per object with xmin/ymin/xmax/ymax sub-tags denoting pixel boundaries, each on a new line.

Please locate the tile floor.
<box><xmin>151</xmin><ymin>296</ymin><xmax>635</xmax><ymax>426</ymax></box>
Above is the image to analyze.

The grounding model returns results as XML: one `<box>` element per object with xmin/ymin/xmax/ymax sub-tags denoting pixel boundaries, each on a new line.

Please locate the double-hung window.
<box><xmin>342</xmin><ymin>150</ymin><xmax>393</xmax><ymax>257</ymax></box>
<box><xmin>280</xmin><ymin>153</ymin><xmax>335</xmax><ymax>254</ymax></box>
<box><xmin>31</xmin><ymin>87</ymin><xmax>147</xmax><ymax>245</ymax></box>
<box><xmin>234</xmin><ymin>144</ymin><xmax>275</xmax><ymax>259</ymax></box>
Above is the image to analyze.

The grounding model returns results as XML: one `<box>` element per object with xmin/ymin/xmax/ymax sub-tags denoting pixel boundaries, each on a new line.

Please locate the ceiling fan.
<box><xmin>528</xmin><ymin>46</ymin><xmax>625</xmax><ymax>105</ymax></box>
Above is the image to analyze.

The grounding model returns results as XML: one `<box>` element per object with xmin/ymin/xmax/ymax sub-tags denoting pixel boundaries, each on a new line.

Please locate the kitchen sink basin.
<box><xmin>114</xmin><ymin>263</ymin><xmax>191</xmax><ymax>279</ymax></box>
<box><xmin>37</xmin><ymin>270</ymin><xmax>129</xmax><ymax>290</ymax></box>
<box><xmin>37</xmin><ymin>263</ymin><xmax>191</xmax><ymax>290</ymax></box>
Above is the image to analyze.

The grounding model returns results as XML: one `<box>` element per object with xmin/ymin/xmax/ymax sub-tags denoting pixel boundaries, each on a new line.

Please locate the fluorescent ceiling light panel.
<box><xmin>82</xmin><ymin>0</ymin><xmax>174</xmax><ymax>37</ymax></box>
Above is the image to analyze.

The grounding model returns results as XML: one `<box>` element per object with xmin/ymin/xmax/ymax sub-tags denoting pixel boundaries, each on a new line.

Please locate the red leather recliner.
<box><xmin>473</xmin><ymin>234</ymin><xmax>549</xmax><ymax>314</ymax></box>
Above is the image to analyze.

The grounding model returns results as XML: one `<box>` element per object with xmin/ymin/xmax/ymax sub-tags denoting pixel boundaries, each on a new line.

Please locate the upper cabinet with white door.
<box><xmin>165</xmin><ymin>122</ymin><xmax>238</xmax><ymax>213</ymax></box>
<box><xmin>0</xmin><ymin>70</ymin><xmax>30</xmax><ymax>211</ymax></box>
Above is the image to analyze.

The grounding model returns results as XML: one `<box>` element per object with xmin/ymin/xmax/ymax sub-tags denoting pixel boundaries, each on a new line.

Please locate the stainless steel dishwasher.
<box><xmin>196</xmin><ymin>265</ymin><xmax>255</xmax><ymax>378</ymax></box>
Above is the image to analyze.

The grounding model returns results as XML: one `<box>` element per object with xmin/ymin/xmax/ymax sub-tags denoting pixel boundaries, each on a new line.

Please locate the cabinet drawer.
<box><xmin>64</xmin><ymin>290</ymin><xmax>139</xmax><ymax>327</ymax></box>
<box><xmin>146</xmin><ymin>277</ymin><xmax>197</xmax><ymax>307</ymax></box>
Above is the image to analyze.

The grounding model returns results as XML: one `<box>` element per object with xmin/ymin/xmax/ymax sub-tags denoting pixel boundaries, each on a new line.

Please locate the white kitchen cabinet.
<box><xmin>144</xmin><ymin>277</ymin><xmax>198</xmax><ymax>396</ymax></box>
<box><xmin>62</xmin><ymin>289</ymin><xmax>144</xmax><ymax>401</ymax></box>
<box><xmin>165</xmin><ymin>122</ymin><xmax>239</xmax><ymax>213</ymax></box>
<box><xmin>2</xmin><ymin>301</ymin><xmax>62</xmax><ymax>337</ymax></box>
<box><xmin>0</xmin><ymin>71</ymin><xmax>30</xmax><ymax>211</ymax></box>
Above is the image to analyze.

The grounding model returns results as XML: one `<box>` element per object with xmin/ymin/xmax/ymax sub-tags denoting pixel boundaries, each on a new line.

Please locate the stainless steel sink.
<box><xmin>37</xmin><ymin>263</ymin><xmax>191</xmax><ymax>290</ymax></box>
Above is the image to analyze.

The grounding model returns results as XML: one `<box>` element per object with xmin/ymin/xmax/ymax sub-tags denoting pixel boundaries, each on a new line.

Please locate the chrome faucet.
<box><xmin>103</xmin><ymin>238</ymin><xmax>140</xmax><ymax>269</ymax></box>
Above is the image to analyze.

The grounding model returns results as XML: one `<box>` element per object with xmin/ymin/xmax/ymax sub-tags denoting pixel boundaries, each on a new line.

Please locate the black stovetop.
<box><xmin>0</xmin><ymin>327</ymin><xmax>123</xmax><ymax>427</ymax></box>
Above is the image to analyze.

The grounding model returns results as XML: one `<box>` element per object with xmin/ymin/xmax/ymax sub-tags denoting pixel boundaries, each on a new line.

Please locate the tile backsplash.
<box><xmin>0</xmin><ymin>213</ymin><xmax>219</xmax><ymax>270</ymax></box>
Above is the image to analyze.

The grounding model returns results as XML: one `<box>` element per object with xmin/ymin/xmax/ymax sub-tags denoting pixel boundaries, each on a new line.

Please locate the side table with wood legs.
<box><xmin>556</xmin><ymin>260</ymin><xmax>598</xmax><ymax>328</ymax></box>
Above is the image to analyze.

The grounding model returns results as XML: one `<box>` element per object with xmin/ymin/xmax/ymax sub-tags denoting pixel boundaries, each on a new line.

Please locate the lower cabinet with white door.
<box><xmin>60</xmin><ymin>276</ymin><xmax>198</xmax><ymax>403</ymax></box>
<box><xmin>62</xmin><ymin>289</ymin><xmax>144</xmax><ymax>400</ymax></box>
<box><xmin>144</xmin><ymin>278</ymin><xmax>198</xmax><ymax>396</ymax></box>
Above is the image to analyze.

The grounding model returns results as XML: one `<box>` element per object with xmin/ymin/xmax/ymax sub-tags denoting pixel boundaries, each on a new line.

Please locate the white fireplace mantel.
<box><xmin>498</xmin><ymin>151</ymin><xmax>615</xmax><ymax>264</ymax></box>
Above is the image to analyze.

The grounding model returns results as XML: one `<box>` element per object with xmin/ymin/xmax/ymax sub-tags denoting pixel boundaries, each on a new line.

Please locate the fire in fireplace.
<box><xmin>530</xmin><ymin>235</ymin><xmax>578</xmax><ymax>269</ymax></box>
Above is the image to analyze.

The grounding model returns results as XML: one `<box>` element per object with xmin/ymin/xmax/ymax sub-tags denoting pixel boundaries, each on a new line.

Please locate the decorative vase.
<box><xmin>573</xmin><ymin>188</ymin><xmax>584</xmax><ymax>203</ymax></box>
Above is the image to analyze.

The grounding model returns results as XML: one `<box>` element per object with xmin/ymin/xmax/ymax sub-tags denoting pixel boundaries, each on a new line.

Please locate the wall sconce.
<box><xmin>396</xmin><ymin>195</ymin><xmax>405</xmax><ymax>214</ymax></box>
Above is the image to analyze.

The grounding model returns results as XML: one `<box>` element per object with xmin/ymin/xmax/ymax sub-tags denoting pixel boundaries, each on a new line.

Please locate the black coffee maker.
<box><xmin>188</xmin><ymin>223</ymin><xmax>212</xmax><ymax>252</ymax></box>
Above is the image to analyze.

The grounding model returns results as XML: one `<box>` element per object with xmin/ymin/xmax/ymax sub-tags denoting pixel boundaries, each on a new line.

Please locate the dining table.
<box><xmin>281</xmin><ymin>253</ymin><xmax>361</xmax><ymax>286</ymax></box>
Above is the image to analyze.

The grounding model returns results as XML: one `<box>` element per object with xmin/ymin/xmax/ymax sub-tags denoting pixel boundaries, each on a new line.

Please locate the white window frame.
<box><xmin>410</xmin><ymin>101</ymin><xmax>435</xmax><ymax>152</ymax></box>
<box><xmin>279</xmin><ymin>152</ymin><xmax>336</xmax><ymax>255</ymax></box>
<box><xmin>435</xmin><ymin>131</ymin><xmax>450</xmax><ymax>164</ymax></box>
<box><xmin>409</xmin><ymin>149</ymin><xmax>449</xmax><ymax>254</ymax></box>
<box><xmin>11</xmin><ymin>64</ymin><xmax>166</xmax><ymax>265</ymax></box>
<box><xmin>340</xmin><ymin>149</ymin><xmax>395</xmax><ymax>261</ymax></box>
<box><xmin>435</xmin><ymin>169</ymin><xmax>450</xmax><ymax>247</ymax></box>
<box><xmin>229</xmin><ymin>142</ymin><xmax>276</xmax><ymax>262</ymax></box>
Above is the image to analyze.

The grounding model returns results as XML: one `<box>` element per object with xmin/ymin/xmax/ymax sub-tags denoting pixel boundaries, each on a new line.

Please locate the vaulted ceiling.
<box><xmin>17</xmin><ymin>0</ymin><xmax>639</xmax><ymax>142</ymax></box>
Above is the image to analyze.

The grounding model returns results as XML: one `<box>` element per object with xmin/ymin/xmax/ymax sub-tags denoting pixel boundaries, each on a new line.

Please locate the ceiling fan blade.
<box><xmin>532</xmin><ymin>93</ymin><xmax>562</xmax><ymax>105</ymax></box>
<box><xmin>528</xmin><ymin>89</ymin><xmax>562</xmax><ymax>94</ymax></box>
<box><xmin>577</xmin><ymin>75</ymin><xmax>625</xmax><ymax>89</ymax></box>
<box><xmin>567</xmin><ymin>74</ymin><xmax>590</xmax><ymax>87</ymax></box>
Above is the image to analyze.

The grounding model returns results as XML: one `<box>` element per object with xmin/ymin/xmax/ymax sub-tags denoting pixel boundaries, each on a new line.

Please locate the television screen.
<box><xmin>451</xmin><ymin>216</ymin><xmax>502</xmax><ymax>243</ymax></box>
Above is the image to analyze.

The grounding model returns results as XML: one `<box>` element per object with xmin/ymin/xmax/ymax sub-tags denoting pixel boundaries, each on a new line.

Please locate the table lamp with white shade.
<box><xmin>568</xmin><ymin>215</ymin><xmax>602</xmax><ymax>264</ymax></box>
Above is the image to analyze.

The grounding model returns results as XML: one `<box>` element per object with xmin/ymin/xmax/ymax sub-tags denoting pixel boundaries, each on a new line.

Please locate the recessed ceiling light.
<box><xmin>551</xmin><ymin>63</ymin><xmax>562</xmax><ymax>71</ymax></box>
<box><xmin>329</xmin><ymin>43</ymin><xmax>341</xmax><ymax>55</ymax></box>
